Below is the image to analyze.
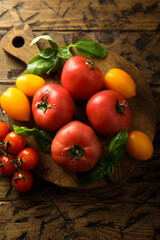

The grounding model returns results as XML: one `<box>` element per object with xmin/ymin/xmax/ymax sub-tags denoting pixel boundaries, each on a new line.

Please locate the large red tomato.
<box><xmin>51</xmin><ymin>121</ymin><xmax>102</xmax><ymax>172</ymax></box>
<box><xmin>32</xmin><ymin>84</ymin><xmax>74</xmax><ymax>131</ymax></box>
<box><xmin>61</xmin><ymin>56</ymin><xmax>104</xmax><ymax>100</ymax></box>
<box><xmin>86</xmin><ymin>90</ymin><xmax>131</xmax><ymax>137</ymax></box>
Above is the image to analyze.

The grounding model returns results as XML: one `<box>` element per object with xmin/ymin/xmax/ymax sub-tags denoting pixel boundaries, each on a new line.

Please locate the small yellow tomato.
<box><xmin>0</xmin><ymin>87</ymin><xmax>31</xmax><ymax>121</ymax></box>
<box><xmin>16</xmin><ymin>74</ymin><xmax>46</xmax><ymax>97</ymax></box>
<box><xmin>104</xmin><ymin>68</ymin><xmax>136</xmax><ymax>99</ymax></box>
<box><xmin>127</xmin><ymin>130</ymin><xmax>153</xmax><ymax>161</ymax></box>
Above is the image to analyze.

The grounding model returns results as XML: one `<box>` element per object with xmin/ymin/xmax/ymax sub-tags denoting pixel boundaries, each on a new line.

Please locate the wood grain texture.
<box><xmin>0</xmin><ymin>0</ymin><xmax>160</xmax><ymax>239</ymax></box>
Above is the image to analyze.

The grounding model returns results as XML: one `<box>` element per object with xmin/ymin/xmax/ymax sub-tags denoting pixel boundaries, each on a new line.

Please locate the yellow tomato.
<box><xmin>0</xmin><ymin>87</ymin><xmax>31</xmax><ymax>121</ymax></box>
<box><xmin>16</xmin><ymin>74</ymin><xmax>46</xmax><ymax>97</ymax></box>
<box><xmin>104</xmin><ymin>68</ymin><xmax>136</xmax><ymax>99</ymax></box>
<box><xmin>127</xmin><ymin>130</ymin><xmax>153</xmax><ymax>161</ymax></box>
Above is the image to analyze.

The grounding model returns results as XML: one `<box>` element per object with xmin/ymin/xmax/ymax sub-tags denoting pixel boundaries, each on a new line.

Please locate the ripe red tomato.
<box><xmin>4</xmin><ymin>131</ymin><xmax>26</xmax><ymax>154</ymax></box>
<box><xmin>61</xmin><ymin>56</ymin><xmax>104</xmax><ymax>100</ymax></box>
<box><xmin>51</xmin><ymin>121</ymin><xmax>102</xmax><ymax>172</ymax></box>
<box><xmin>12</xmin><ymin>170</ymin><xmax>33</xmax><ymax>192</ymax></box>
<box><xmin>17</xmin><ymin>148</ymin><xmax>39</xmax><ymax>170</ymax></box>
<box><xmin>32</xmin><ymin>84</ymin><xmax>74</xmax><ymax>131</ymax></box>
<box><xmin>0</xmin><ymin>121</ymin><xmax>10</xmax><ymax>142</ymax></box>
<box><xmin>86</xmin><ymin>90</ymin><xmax>131</xmax><ymax>137</ymax></box>
<box><xmin>0</xmin><ymin>155</ymin><xmax>16</xmax><ymax>176</ymax></box>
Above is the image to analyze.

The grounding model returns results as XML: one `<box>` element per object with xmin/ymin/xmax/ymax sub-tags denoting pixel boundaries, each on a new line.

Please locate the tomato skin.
<box><xmin>86</xmin><ymin>90</ymin><xmax>131</xmax><ymax>137</ymax></box>
<box><xmin>16</xmin><ymin>74</ymin><xmax>46</xmax><ymax>97</ymax></box>
<box><xmin>0</xmin><ymin>87</ymin><xmax>31</xmax><ymax>121</ymax></box>
<box><xmin>51</xmin><ymin>121</ymin><xmax>102</xmax><ymax>172</ymax></box>
<box><xmin>4</xmin><ymin>131</ymin><xmax>26</xmax><ymax>155</ymax></box>
<box><xmin>0</xmin><ymin>122</ymin><xmax>10</xmax><ymax>142</ymax></box>
<box><xmin>0</xmin><ymin>155</ymin><xmax>16</xmax><ymax>176</ymax></box>
<box><xmin>61</xmin><ymin>56</ymin><xmax>104</xmax><ymax>100</ymax></box>
<box><xmin>17</xmin><ymin>148</ymin><xmax>39</xmax><ymax>170</ymax></box>
<box><xmin>32</xmin><ymin>84</ymin><xmax>74</xmax><ymax>131</ymax></box>
<box><xmin>12</xmin><ymin>170</ymin><xmax>33</xmax><ymax>192</ymax></box>
<box><xmin>127</xmin><ymin>130</ymin><xmax>153</xmax><ymax>161</ymax></box>
<box><xmin>104</xmin><ymin>68</ymin><xmax>136</xmax><ymax>99</ymax></box>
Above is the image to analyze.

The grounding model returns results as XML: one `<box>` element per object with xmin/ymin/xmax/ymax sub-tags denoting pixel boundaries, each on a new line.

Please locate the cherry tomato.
<box><xmin>86</xmin><ymin>90</ymin><xmax>131</xmax><ymax>137</ymax></box>
<box><xmin>61</xmin><ymin>56</ymin><xmax>104</xmax><ymax>100</ymax></box>
<box><xmin>12</xmin><ymin>170</ymin><xmax>33</xmax><ymax>192</ymax></box>
<box><xmin>16</xmin><ymin>74</ymin><xmax>46</xmax><ymax>97</ymax></box>
<box><xmin>104</xmin><ymin>68</ymin><xmax>136</xmax><ymax>99</ymax></box>
<box><xmin>0</xmin><ymin>155</ymin><xmax>16</xmax><ymax>176</ymax></box>
<box><xmin>17</xmin><ymin>148</ymin><xmax>39</xmax><ymax>170</ymax></box>
<box><xmin>51</xmin><ymin>121</ymin><xmax>102</xmax><ymax>172</ymax></box>
<box><xmin>0</xmin><ymin>121</ymin><xmax>10</xmax><ymax>142</ymax></box>
<box><xmin>127</xmin><ymin>130</ymin><xmax>153</xmax><ymax>161</ymax></box>
<box><xmin>0</xmin><ymin>87</ymin><xmax>31</xmax><ymax>121</ymax></box>
<box><xmin>32</xmin><ymin>84</ymin><xmax>74</xmax><ymax>131</ymax></box>
<box><xmin>4</xmin><ymin>131</ymin><xmax>26</xmax><ymax>155</ymax></box>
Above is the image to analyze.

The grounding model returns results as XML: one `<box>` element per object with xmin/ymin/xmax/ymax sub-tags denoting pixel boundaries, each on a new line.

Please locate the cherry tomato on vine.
<box><xmin>0</xmin><ymin>87</ymin><xmax>31</xmax><ymax>121</ymax></box>
<box><xmin>127</xmin><ymin>130</ymin><xmax>153</xmax><ymax>161</ymax></box>
<box><xmin>4</xmin><ymin>131</ymin><xmax>26</xmax><ymax>155</ymax></box>
<box><xmin>104</xmin><ymin>68</ymin><xmax>136</xmax><ymax>99</ymax></box>
<box><xmin>51</xmin><ymin>120</ymin><xmax>102</xmax><ymax>172</ymax></box>
<box><xmin>0</xmin><ymin>155</ymin><xmax>16</xmax><ymax>176</ymax></box>
<box><xmin>17</xmin><ymin>148</ymin><xmax>39</xmax><ymax>170</ymax></box>
<box><xmin>32</xmin><ymin>84</ymin><xmax>74</xmax><ymax>131</ymax></box>
<box><xmin>16</xmin><ymin>74</ymin><xmax>46</xmax><ymax>97</ymax></box>
<box><xmin>12</xmin><ymin>170</ymin><xmax>33</xmax><ymax>192</ymax></box>
<box><xmin>86</xmin><ymin>90</ymin><xmax>131</xmax><ymax>137</ymax></box>
<box><xmin>61</xmin><ymin>56</ymin><xmax>104</xmax><ymax>100</ymax></box>
<box><xmin>0</xmin><ymin>121</ymin><xmax>10</xmax><ymax>142</ymax></box>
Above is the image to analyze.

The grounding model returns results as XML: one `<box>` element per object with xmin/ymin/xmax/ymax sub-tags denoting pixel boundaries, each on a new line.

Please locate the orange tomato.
<box><xmin>0</xmin><ymin>87</ymin><xmax>31</xmax><ymax>121</ymax></box>
<box><xmin>104</xmin><ymin>68</ymin><xmax>136</xmax><ymax>99</ymax></box>
<box><xmin>0</xmin><ymin>121</ymin><xmax>10</xmax><ymax>142</ymax></box>
<box><xmin>127</xmin><ymin>130</ymin><xmax>153</xmax><ymax>161</ymax></box>
<box><xmin>16</xmin><ymin>74</ymin><xmax>46</xmax><ymax>97</ymax></box>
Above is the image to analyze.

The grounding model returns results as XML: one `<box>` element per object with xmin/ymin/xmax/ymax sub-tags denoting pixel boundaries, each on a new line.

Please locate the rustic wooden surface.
<box><xmin>0</xmin><ymin>0</ymin><xmax>160</xmax><ymax>239</ymax></box>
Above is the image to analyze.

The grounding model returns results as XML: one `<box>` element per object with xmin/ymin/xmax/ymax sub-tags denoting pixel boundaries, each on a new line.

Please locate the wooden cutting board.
<box><xmin>0</xmin><ymin>23</ymin><xmax>157</xmax><ymax>188</ymax></box>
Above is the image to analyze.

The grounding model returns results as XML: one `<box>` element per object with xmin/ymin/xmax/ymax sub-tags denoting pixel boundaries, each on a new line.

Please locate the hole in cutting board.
<box><xmin>12</xmin><ymin>36</ymin><xmax>25</xmax><ymax>48</ymax></box>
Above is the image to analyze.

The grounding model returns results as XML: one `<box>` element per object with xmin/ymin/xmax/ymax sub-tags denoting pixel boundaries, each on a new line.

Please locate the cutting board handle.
<box><xmin>0</xmin><ymin>23</ymin><xmax>39</xmax><ymax>65</ymax></box>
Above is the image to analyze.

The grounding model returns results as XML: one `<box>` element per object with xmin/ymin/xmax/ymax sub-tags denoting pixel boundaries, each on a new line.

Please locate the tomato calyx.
<box><xmin>116</xmin><ymin>99</ymin><xmax>128</xmax><ymax>115</ymax></box>
<box><xmin>65</xmin><ymin>144</ymin><xmax>85</xmax><ymax>160</ymax></box>
<box><xmin>36</xmin><ymin>93</ymin><xmax>55</xmax><ymax>113</ymax></box>
<box><xmin>85</xmin><ymin>60</ymin><xmax>97</xmax><ymax>71</ymax></box>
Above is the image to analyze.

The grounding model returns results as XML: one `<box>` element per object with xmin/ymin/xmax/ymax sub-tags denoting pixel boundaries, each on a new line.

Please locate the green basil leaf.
<box><xmin>108</xmin><ymin>130</ymin><xmax>128</xmax><ymax>164</ymax></box>
<box><xmin>27</xmin><ymin>55</ymin><xmax>55</xmax><ymax>75</ymax></box>
<box><xmin>30</xmin><ymin>35</ymin><xmax>58</xmax><ymax>50</ymax></box>
<box><xmin>74</xmin><ymin>39</ymin><xmax>108</xmax><ymax>58</ymax></box>
<box><xmin>39</xmin><ymin>48</ymin><xmax>56</xmax><ymax>59</ymax></box>
<box><xmin>76</xmin><ymin>48</ymin><xmax>97</xmax><ymax>58</ymax></box>
<box><xmin>106</xmin><ymin>163</ymin><xmax>114</xmax><ymax>177</ymax></box>
<box><xmin>57</xmin><ymin>46</ymin><xmax>73</xmax><ymax>59</ymax></box>
<box><xmin>13</xmin><ymin>125</ymin><xmax>37</xmax><ymax>137</ymax></box>
<box><xmin>46</xmin><ymin>56</ymin><xmax>62</xmax><ymax>74</ymax></box>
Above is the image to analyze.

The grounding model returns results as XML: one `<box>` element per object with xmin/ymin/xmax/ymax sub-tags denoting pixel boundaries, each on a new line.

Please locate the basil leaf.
<box><xmin>108</xmin><ymin>130</ymin><xmax>128</xmax><ymax>164</ymax></box>
<box><xmin>57</xmin><ymin>46</ymin><xmax>73</xmax><ymax>59</ymax></box>
<box><xmin>74</xmin><ymin>39</ymin><xmax>108</xmax><ymax>58</ymax></box>
<box><xmin>13</xmin><ymin>125</ymin><xmax>37</xmax><ymax>137</ymax></box>
<box><xmin>27</xmin><ymin>55</ymin><xmax>56</xmax><ymax>75</ymax></box>
<box><xmin>106</xmin><ymin>163</ymin><xmax>114</xmax><ymax>177</ymax></box>
<box><xmin>30</xmin><ymin>35</ymin><xmax>58</xmax><ymax>50</ymax></box>
<box><xmin>76</xmin><ymin>48</ymin><xmax>97</xmax><ymax>58</ymax></box>
<box><xmin>39</xmin><ymin>48</ymin><xmax>56</xmax><ymax>59</ymax></box>
<box><xmin>46</xmin><ymin>56</ymin><xmax>62</xmax><ymax>74</ymax></box>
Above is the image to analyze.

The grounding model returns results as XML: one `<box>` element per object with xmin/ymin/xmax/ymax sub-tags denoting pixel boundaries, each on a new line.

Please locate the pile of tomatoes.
<box><xmin>0</xmin><ymin>121</ymin><xmax>39</xmax><ymax>192</ymax></box>
<box><xmin>0</xmin><ymin>55</ymin><xmax>154</xmax><ymax>189</ymax></box>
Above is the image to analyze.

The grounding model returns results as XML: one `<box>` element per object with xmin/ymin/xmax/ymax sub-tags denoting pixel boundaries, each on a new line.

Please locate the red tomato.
<box><xmin>32</xmin><ymin>84</ymin><xmax>74</xmax><ymax>131</ymax></box>
<box><xmin>51</xmin><ymin>121</ymin><xmax>102</xmax><ymax>172</ymax></box>
<box><xmin>12</xmin><ymin>170</ymin><xmax>33</xmax><ymax>192</ymax></box>
<box><xmin>4</xmin><ymin>131</ymin><xmax>26</xmax><ymax>154</ymax></box>
<box><xmin>17</xmin><ymin>148</ymin><xmax>39</xmax><ymax>170</ymax></box>
<box><xmin>86</xmin><ymin>90</ymin><xmax>131</xmax><ymax>137</ymax></box>
<box><xmin>0</xmin><ymin>121</ymin><xmax>10</xmax><ymax>142</ymax></box>
<box><xmin>61</xmin><ymin>56</ymin><xmax>104</xmax><ymax>100</ymax></box>
<box><xmin>0</xmin><ymin>155</ymin><xmax>16</xmax><ymax>176</ymax></box>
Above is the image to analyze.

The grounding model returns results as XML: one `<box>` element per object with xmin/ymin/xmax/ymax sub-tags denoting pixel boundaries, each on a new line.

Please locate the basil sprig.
<box><xmin>78</xmin><ymin>130</ymin><xmax>128</xmax><ymax>186</ymax></box>
<box><xmin>13</xmin><ymin>125</ymin><xmax>53</xmax><ymax>153</ymax></box>
<box><xmin>27</xmin><ymin>36</ymin><xmax>108</xmax><ymax>75</ymax></box>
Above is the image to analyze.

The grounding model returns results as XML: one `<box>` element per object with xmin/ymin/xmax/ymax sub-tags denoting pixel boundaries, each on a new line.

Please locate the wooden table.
<box><xmin>0</xmin><ymin>0</ymin><xmax>160</xmax><ymax>239</ymax></box>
